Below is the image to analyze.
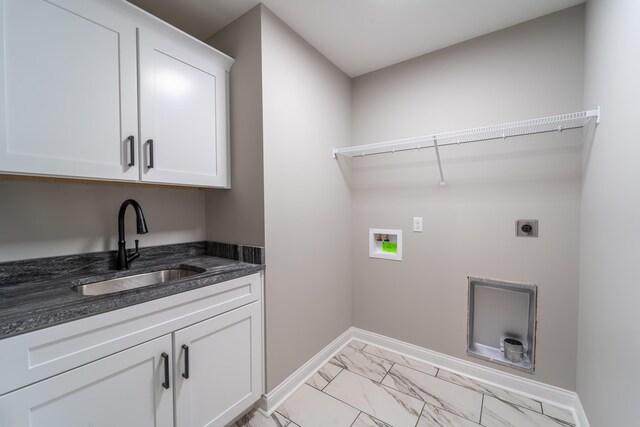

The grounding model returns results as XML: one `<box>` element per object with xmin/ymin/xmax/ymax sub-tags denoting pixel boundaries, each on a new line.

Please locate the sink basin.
<box><xmin>72</xmin><ymin>267</ymin><xmax>205</xmax><ymax>296</ymax></box>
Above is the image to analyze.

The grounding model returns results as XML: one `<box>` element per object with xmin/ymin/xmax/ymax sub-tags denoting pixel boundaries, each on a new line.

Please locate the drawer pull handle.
<box><xmin>161</xmin><ymin>352</ymin><xmax>170</xmax><ymax>389</ymax></box>
<box><xmin>182</xmin><ymin>344</ymin><xmax>190</xmax><ymax>379</ymax></box>
<box><xmin>127</xmin><ymin>135</ymin><xmax>135</xmax><ymax>167</ymax></box>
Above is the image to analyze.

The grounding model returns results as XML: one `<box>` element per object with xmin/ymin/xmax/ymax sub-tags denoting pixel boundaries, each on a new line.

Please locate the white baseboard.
<box><xmin>573</xmin><ymin>397</ymin><xmax>591</xmax><ymax>427</ymax></box>
<box><xmin>259</xmin><ymin>327</ymin><xmax>590</xmax><ymax>427</ymax></box>
<box><xmin>257</xmin><ymin>328</ymin><xmax>353</xmax><ymax>416</ymax></box>
<box><xmin>350</xmin><ymin>327</ymin><xmax>589</xmax><ymax>427</ymax></box>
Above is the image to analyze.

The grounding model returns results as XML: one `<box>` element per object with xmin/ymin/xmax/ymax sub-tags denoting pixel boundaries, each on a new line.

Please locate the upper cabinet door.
<box><xmin>0</xmin><ymin>0</ymin><xmax>139</xmax><ymax>181</ymax></box>
<box><xmin>138</xmin><ymin>24</ymin><xmax>232</xmax><ymax>188</ymax></box>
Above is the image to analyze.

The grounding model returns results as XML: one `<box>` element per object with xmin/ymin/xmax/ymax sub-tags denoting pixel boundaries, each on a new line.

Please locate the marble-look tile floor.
<box><xmin>234</xmin><ymin>340</ymin><xmax>575</xmax><ymax>427</ymax></box>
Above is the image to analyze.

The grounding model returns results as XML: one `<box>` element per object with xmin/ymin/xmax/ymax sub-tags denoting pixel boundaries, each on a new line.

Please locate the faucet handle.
<box><xmin>134</xmin><ymin>239</ymin><xmax>139</xmax><ymax>253</ymax></box>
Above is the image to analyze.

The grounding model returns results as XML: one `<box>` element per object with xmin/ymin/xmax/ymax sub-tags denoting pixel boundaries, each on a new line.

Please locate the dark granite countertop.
<box><xmin>0</xmin><ymin>242</ymin><xmax>265</xmax><ymax>340</ymax></box>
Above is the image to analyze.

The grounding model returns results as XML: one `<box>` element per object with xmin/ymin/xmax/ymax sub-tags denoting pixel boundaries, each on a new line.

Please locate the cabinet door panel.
<box><xmin>174</xmin><ymin>302</ymin><xmax>262</xmax><ymax>427</ymax></box>
<box><xmin>139</xmin><ymin>27</ymin><xmax>230</xmax><ymax>187</ymax></box>
<box><xmin>0</xmin><ymin>335</ymin><xmax>173</xmax><ymax>427</ymax></box>
<box><xmin>0</xmin><ymin>0</ymin><xmax>138</xmax><ymax>180</ymax></box>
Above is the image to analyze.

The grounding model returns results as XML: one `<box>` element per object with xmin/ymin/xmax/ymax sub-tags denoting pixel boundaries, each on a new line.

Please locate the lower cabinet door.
<box><xmin>174</xmin><ymin>301</ymin><xmax>262</xmax><ymax>427</ymax></box>
<box><xmin>0</xmin><ymin>335</ymin><xmax>174</xmax><ymax>427</ymax></box>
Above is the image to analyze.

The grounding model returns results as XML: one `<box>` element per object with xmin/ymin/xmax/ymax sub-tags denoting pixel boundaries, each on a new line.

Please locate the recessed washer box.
<box><xmin>369</xmin><ymin>228</ymin><xmax>402</xmax><ymax>261</ymax></box>
<box><xmin>467</xmin><ymin>277</ymin><xmax>537</xmax><ymax>373</ymax></box>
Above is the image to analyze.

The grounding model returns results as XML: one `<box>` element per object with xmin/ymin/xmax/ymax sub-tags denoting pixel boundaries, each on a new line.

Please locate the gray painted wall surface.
<box><xmin>3</xmin><ymin>5</ymin><xmax>628</xmax><ymax>414</ymax></box>
<box><xmin>205</xmin><ymin>6</ymin><xmax>265</xmax><ymax>247</ymax></box>
<box><xmin>349</xmin><ymin>6</ymin><xmax>584</xmax><ymax>390</ymax></box>
<box><xmin>578</xmin><ymin>0</ymin><xmax>640</xmax><ymax>424</ymax></box>
<box><xmin>0</xmin><ymin>179</ymin><xmax>206</xmax><ymax>262</ymax></box>
<box><xmin>260</xmin><ymin>6</ymin><xmax>353</xmax><ymax>392</ymax></box>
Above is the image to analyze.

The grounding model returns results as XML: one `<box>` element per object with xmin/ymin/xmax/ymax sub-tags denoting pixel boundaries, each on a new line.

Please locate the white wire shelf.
<box><xmin>332</xmin><ymin>107</ymin><xmax>600</xmax><ymax>187</ymax></box>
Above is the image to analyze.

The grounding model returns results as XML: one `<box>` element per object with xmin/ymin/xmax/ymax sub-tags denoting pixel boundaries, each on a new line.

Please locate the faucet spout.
<box><xmin>116</xmin><ymin>199</ymin><xmax>149</xmax><ymax>270</ymax></box>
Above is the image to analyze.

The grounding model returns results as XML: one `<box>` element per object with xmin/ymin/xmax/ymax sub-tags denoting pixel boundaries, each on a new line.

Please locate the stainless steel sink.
<box><xmin>72</xmin><ymin>267</ymin><xmax>205</xmax><ymax>296</ymax></box>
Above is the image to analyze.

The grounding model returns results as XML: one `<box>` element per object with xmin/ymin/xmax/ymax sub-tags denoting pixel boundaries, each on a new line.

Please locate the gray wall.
<box><xmin>350</xmin><ymin>6</ymin><xmax>584</xmax><ymax>390</ymax></box>
<box><xmin>578</xmin><ymin>0</ymin><xmax>640</xmax><ymax>424</ymax></box>
<box><xmin>260</xmin><ymin>6</ymin><xmax>353</xmax><ymax>392</ymax></box>
<box><xmin>0</xmin><ymin>179</ymin><xmax>206</xmax><ymax>262</ymax></box>
<box><xmin>205</xmin><ymin>6</ymin><xmax>265</xmax><ymax>247</ymax></box>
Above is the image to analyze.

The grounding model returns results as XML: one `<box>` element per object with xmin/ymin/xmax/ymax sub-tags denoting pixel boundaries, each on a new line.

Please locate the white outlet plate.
<box><xmin>413</xmin><ymin>217</ymin><xmax>423</xmax><ymax>232</ymax></box>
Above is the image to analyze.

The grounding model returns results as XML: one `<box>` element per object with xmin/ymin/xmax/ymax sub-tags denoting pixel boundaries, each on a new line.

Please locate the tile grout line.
<box><xmin>536</xmin><ymin>404</ymin><xmax>577</xmax><ymax>427</ymax></box>
<box><xmin>293</xmin><ymin>365</ymin><xmax>481</xmax><ymax>427</ymax></box>
<box><xmin>485</xmin><ymin>398</ymin><xmax>575</xmax><ymax>427</ymax></box>
<box><xmin>380</xmin><ymin>365</ymin><xmax>483</xmax><ymax>425</ymax></box>
<box><xmin>361</xmin><ymin>345</ymin><xmax>438</xmax><ymax>378</ymax></box>
<box><xmin>538</xmin><ymin>399</ymin><xmax>576</xmax><ymax>426</ymax></box>
<box><xmin>316</xmin><ymin>371</ymin><xmax>372</xmax><ymax>417</ymax></box>
<box><xmin>348</xmin><ymin>343</ymin><xmax>548</xmax><ymax>423</ymax></box>
<box><xmin>379</xmin><ymin>361</ymin><xmax>395</xmax><ymax>385</ymax></box>
<box><xmin>412</xmin><ymin>400</ymin><xmax>426</xmax><ymax>427</ymax></box>
<box><xmin>281</xmin><ymin>412</ymin><xmax>292</xmax><ymax>427</ymax></box>
<box><xmin>285</xmin><ymin>366</ymin><xmax>517</xmax><ymax>427</ymax></box>
<box><xmin>254</xmin><ymin>410</ymin><xmax>292</xmax><ymax>427</ymax></box>
<box><xmin>349</xmin><ymin>411</ymin><xmax>362</xmax><ymax>427</ymax></box>
<box><xmin>423</xmin><ymin>402</ymin><xmax>484</xmax><ymax>427</ymax></box>
<box><xmin>433</xmin><ymin>368</ymin><xmax>545</xmax><ymax>415</ymax></box>
<box><xmin>319</xmin><ymin>368</ymin><xmax>423</xmax><ymax>427</ymax></box>
<box><xmin>330</xmin><ymin>347</ymin><xmax>396</xmax><ymax>385</ymax></box>
<box><xmin>328</xmin><ymin>356</ymin><xmax>479</xmax><ymax>424</ymax></box>
<box><xmin>320</xmin><ymin>366</ymin><xmax>343</xmax><ymax>392</ymax></box>
<box><xmin>287</xmin><ymin>343</ymin><xmax>563</xmax><ymax>427</ymax></box>
<box><xmin>328</xmin><ymin>363</ymin><xmax>383</xmax><ymax>384</ymax></box>
<box><xmin>363</xmin><ymin>342</ymin><xmax>554</xmax><ymax>416</ymax></box>
<box><xmin>275</xmin><ymin>410</ymin><xmax>303</xmax><ymax>427</ymax></box>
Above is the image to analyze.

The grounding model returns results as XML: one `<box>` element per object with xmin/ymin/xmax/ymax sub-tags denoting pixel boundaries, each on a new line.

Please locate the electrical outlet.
<box><xmin>516</xmin><ymin>219</ymin><xmax>538</xmax><ymax>237</ymax></box>
<box><xmin>413</xmin><ymin>217</ymin><xmax>423</xmax><ymax>232</ymax></box>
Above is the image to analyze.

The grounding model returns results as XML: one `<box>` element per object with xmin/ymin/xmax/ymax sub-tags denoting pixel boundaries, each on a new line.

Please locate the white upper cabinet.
<box><xmin>139</xmin><ymin>23</ymin><xmax>231</xmax><ymax>188</ymax></box>
<box><xmin>0</xmin><ymin>0</ymin><xmax>233</xmax><ymax>187</ymax></box>
<box><xmin>0</xmin><ymin>0</ymin><xmax>139</xmax><ymax>181</ymax></box>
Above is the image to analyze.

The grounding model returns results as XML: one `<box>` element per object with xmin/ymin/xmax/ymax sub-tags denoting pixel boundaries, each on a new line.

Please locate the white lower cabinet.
<box><xmin>0</xmin><ymin>273</ymin><xmax>264</xmax><ymax>427</ymax></box>
<box><xmin>0</xmin><ymin>335</ymin><xmax>174</xmax><ymax>427</ymax></box>
<box><xmin>174</xmin><ymin>302</ymin><xmax>262</xmax><ymax>427</ymax></box>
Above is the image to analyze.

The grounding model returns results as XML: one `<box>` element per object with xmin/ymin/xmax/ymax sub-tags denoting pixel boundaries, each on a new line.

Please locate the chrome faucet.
<box><xmin>116</xmin><ymin>199</ymin><xmax>149</xmax><ymax>270</ymax></box>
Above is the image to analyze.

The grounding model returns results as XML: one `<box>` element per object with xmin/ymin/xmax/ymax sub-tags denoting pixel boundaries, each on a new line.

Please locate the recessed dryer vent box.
<box><xmin>467</xmin><ymin>277</ymin><xmax>537</xmax><ymax>373</ymax></box>
<box><xmin>369</xmin><ymin>228</ymin><xmax>402</xmax><ymax>261</ymax></box>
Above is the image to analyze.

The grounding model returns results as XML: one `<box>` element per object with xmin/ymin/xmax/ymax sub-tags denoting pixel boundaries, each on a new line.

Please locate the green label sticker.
<box><xmin>382</xmin><ymin>242</ymin><xmax>397</xmax><ymax>253</ymax></box>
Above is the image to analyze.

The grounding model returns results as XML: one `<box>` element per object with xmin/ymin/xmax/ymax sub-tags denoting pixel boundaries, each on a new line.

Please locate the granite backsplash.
<box><xmin>0</xmin><ymin>241</ymin><xmax>265</xmax><ymax>286</ymax></box>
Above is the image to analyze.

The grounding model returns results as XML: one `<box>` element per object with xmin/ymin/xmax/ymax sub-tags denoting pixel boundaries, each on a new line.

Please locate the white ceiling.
<box><xmin>128</xmin><ymin>0</ymin><xmax>584</xmax><ymax>77</ymax></box>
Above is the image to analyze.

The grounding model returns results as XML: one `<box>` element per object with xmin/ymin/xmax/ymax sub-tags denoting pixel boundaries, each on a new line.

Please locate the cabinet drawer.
<box><xmin>0</xmin><ymin>272</ymin><xmax>262</xmax><ymax>396</ymax></box>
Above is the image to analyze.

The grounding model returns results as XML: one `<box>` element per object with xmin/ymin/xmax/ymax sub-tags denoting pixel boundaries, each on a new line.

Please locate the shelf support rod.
<box><xmin>433</xmin><ymin>137</ymin><xmax>445</xmax><ymax>187</ymax></box>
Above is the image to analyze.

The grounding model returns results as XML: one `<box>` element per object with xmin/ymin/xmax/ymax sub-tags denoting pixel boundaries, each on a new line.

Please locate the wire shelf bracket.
<box><xmin>332</xmin><ymin>107</ymin><xmax>600</xmax><ymax>186</ymax></box>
